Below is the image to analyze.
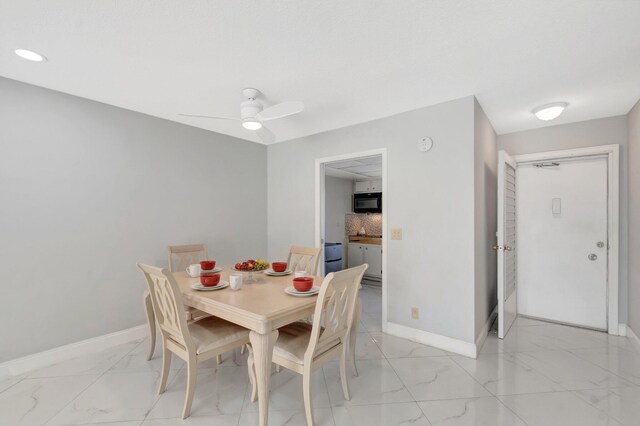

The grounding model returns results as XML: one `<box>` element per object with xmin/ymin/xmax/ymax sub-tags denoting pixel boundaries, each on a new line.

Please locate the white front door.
<box><xmin>517</xmin><ymin>156</ymin><xmax>608</xmax><ymax>330</ymax></box>
<box><xmin>497</xmin><ymin>151</ymin><xmax>518</xmax><ymax>339</ymax></box>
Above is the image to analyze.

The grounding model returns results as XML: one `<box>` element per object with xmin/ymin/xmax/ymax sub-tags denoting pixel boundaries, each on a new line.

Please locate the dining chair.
<box><xmin>287</xmin><ymin>245</ymin><xmax>322</xmax><ymax>275</ymax></box>
<box><xmin>138</xmin><ymin>263</ymin><xmax>250</xmax><ymax>419</ymax></box>
<box><xmin>247</xmin><ymin>264</ymin><xmax>368</xmax><ymax>426</ymax></box>
<box><xmin>143</xmin><ymin>244</ymin><xmax>211</xmax><ymax>361</ymax></box>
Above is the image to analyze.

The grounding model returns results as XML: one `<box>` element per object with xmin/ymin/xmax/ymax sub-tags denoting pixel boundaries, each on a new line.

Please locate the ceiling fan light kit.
<box><xmin>179</xmin><ymin>88</ymin><xmax>304</xmax><ymax>144</ymax></box>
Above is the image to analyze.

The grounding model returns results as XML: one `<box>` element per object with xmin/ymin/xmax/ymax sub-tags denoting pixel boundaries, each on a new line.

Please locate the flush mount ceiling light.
<box><xmin>532</xmin><ymin>102</ymin><xmax>568</xmax><ymax>121</ymax></box>
<box><xmin>14</xmin><ymin>49</ymin><xmax>47</xmax><ymax>62</ymax></box>
<box><xmin>241</xmin><ymin>119</ymin><xmax>263</xmax><ymax>130</ymax></box>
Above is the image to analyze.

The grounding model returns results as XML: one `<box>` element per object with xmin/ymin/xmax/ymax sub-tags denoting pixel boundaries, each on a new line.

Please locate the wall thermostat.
<box><xmin>417</xmin><ymin>137</ymin><xmax>433</xmax><ymax>152</ymax></box>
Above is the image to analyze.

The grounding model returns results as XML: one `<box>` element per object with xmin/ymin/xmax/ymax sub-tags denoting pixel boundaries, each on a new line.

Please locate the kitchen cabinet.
<box><xmin>354</xmin><ymin>179</ymin><xmax>382</xmax><ymax>193</ymax></box>
<box><xmin>347</xmin><ymin>243</ymin><xmax>382</xmax><ymax>279</ymax></box>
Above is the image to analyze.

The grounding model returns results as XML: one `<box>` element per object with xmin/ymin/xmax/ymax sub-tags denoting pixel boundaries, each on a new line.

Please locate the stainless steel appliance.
<box><xmin>324</xmin><ymin>243</ymin><xmax>343</xmax><ymax>274</ymax></box>
<box><xmin>353</xmin><ymin>192</ymin><xmax>382</xmax><ymax>213</ymax></box>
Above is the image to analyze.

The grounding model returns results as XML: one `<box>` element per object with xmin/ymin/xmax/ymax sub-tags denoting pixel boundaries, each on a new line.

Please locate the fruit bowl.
<box><xmin>233</xmin><ymin>259</ymin><xmax>269</xmax><ymax>283</ymax></box>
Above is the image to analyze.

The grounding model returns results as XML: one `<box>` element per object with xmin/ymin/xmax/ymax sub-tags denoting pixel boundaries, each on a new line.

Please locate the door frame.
<box><xmin>315</xmin><ymin>148</ymin><xmax>388</xmax><ymax>330</ymax></box>
<box><xmin>513</xmin><ymin>144</ymin><xmax>620</xmax><ymax>335</ymax></box>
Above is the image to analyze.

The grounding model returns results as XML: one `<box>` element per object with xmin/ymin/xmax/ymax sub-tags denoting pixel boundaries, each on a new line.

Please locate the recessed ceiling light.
<box><xmin>14</xmin><ymin>49</ymin><xmax>46</xmax><ymax>62</ymax></box>
<box><xmin>532</xmin><ymin>102</ymin><xmax>568</xmax><ymax>121</ymax></box>
<box><xmin>242</xmin><ymin>120</ymin><xmax>262</xmax><ymax>130</ymax></box>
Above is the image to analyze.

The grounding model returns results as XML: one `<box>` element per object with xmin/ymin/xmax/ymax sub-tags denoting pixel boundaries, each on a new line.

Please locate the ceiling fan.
<box><xmin>178</xmin><ymin>88</ymin><xmax>304</xmax><ymax>143</ymax></box>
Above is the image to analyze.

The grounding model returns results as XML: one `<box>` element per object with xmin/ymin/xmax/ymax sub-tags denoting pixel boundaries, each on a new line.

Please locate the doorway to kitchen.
<box><xmin>315</xmin><ymin>149</ymin><xmax>387</xmax><ymax>332</ymax></box>
<box><xmin>495</xmin><ymin>145</ymin><xmax>620</xmax><ymax>339</ymax></box>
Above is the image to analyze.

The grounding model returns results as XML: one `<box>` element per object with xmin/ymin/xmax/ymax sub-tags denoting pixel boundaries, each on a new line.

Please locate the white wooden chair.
<box><xmin>247</xmin><ymin>264</ymin><xmax>368</xmax><ymax>426</ymax></box>
<box><xmin>143</xmin><ymin>244</ymin><xmax>211</xmax><ymax>361</ymax></box>
<box><xmin>138</xmin><ymin>263</ymin><xmax>250</xmax><ymax>419</ymax></box>
<box><xmin>287</xmin><ymin>245</ymin><xmax>322</xmax><ymax>275</ymax></box>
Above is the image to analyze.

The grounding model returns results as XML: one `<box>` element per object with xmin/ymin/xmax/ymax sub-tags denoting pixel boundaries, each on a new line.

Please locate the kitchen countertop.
<box><xmin>348</xmin><ymin>236</ymin><xmax>382</xmax><ymax>245</ymax></box>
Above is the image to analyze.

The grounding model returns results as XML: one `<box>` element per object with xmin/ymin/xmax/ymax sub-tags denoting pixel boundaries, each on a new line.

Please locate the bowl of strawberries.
<box><xmin>233</xmin><ymin>259</ymin><xmax>269</xmax><ymax>283</ymax></box>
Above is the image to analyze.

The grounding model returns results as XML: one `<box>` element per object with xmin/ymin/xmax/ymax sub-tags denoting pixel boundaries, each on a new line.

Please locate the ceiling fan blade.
<box><xmin>257</xmin><ymin>101</ymin><xmax>304</xmax><ymax>121</ymax></box>
<box><xmin>255</xmin><ymin>126</ymin><xmax>276</xmax><ymax>144</ymax></box>
<box><xmin>178</xmin><ymin>113</ymin><xmax>239</xmax><ymax>121</ymax></box>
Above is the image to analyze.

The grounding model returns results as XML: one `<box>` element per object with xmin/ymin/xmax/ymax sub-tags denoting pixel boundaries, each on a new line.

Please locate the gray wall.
<box><xmin>268</xmin><ymin>96</ymin><xmax>479</xmax><ymax>343</ymax></box>
<box><xmin>474</xmin><ymin>100</ymin><xmax>498</xmax><ymax>339</ymax></box>
<box><xmin>0</xmin><ymin>77</ymin><xmax>268</xmax><ymax>362</ymax></box>
<box><xmin>498</xmin><ymin>116</ymin><xmax>629</xmax><ymax>322</ymax></box>
<box><xmin>628</xmin><ymin>100</ymin><xmax>640</xmax><ymax>334</ymax></box>
<box><xmin>324</xmin><ymin>175</ymin><xmax>353</xmax><ymax>260</ymax></box>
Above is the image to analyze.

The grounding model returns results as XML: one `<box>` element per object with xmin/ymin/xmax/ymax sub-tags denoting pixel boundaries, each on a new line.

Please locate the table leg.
<box><xmin>249</xmin><ymin>329</ymin><xmax>278</xmax><ymax>426</ymax></box>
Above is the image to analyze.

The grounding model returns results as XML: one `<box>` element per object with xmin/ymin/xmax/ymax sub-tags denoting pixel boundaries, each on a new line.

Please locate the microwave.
<box><xmin>353</xmin><ymin>192</ymin><xmax>382</xmax><ymax>213</ymax></box>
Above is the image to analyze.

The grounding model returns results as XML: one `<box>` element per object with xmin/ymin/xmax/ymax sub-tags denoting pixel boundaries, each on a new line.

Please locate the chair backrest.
<box><xmin>305</xmin><ymin>264</ymin><xmax>368</xmax><ymax>362</ymax></box>
<box><xmin>137</xmin><ymin>263</ymin><xmax>193</xmax><ymax>351</ymax></box>
<box><xmin>167</xmin><ymin>244</ymin><xmax>208</xmax><ymax>273</ymax></box>
<box><xmin>287</xmin><ymin>246</ymin><xmax>322</xmax><ymax>275</ymax></box>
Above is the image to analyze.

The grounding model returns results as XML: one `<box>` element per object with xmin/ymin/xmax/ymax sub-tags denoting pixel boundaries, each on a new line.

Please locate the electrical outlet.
<box><xmin>411</xmin><ymin>307</ymin><xmax>419</xmax><ymax>320</ymax></box>
<box><xmin>391</xmin><ymin>228</ymin><xmax>402</xmax><ymax>240</ymax></box>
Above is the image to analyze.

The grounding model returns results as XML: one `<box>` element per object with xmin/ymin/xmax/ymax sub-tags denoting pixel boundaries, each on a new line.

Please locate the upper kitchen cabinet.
<box><xmin>354</xmin><ymin>179</ymin><xmax>382</xmax><ymax>193</ymax></box>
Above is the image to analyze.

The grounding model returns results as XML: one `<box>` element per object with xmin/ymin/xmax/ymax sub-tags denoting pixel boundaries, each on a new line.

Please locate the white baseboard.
<box><xmin>618</xmin><ymin>323</ymin><xmax>627</xmax><ymax>337</ymax></box>
<box><xmin>627</xmin><ymin>326</ymin><xmax>640</xmax><ymax>353</ymax></box>
<box><xmin>386</xmin><ymin>322</ymin><xmax>477</xmax><ymax>358</ymax></box>
<box><xmin>0</xmin><ymin>324</ymin><xmax>148</xmax><ymax>381</ymax></box>
<box><xmin>475</xmin><ymin>307</ymin><xmax>498</xmax><ymax>356</ymax></box>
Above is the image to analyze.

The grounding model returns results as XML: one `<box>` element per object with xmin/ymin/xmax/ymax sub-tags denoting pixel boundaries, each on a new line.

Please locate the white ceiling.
<box><xmin>325</xmin><ymin>156</ymin><xmax>382</xmax><ymax>180</ymax></box>
<box><xmin>1</xmin><ymin>1</ymin><xmax>639</xmax><ymax>144</ymax></box>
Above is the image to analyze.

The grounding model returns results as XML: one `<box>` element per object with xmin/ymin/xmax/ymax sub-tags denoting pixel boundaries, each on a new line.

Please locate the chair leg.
<box><xmin>349</xmin><ymin>298</ymin><xmax>362</xmax><ymax>376</ymax></box>
<box><xmin>217</xmin><ymin>354</ymin><xmax>223</xmax><ymax>365</ymax></box>
<box><xmin>182</xmin><ymin>354</ymin><xmax>198</xmax><ymax>419</ymax></box>
<box><xmin>143</xmin><ymin>292</ymin><xmax>156</xmax><ymax>361</ymax></box>
<box><xmin>247</xmin><ymin>351</ymin><xmax>258</xmax><ymax>403</ymax></box>
<box><xmin>240</xmin><ymin>344</ymin><xmax>246</xmax><ymax>355</ymax></box>
<box><xmin>158</xmin><ymin>345</ymin><xmax>171</xmax><ymax>394</ymax></box>
<box><xmin>303</xmin><ymin>364</ymin><xmax>314</xmax><ymax>426</ymax></box>
<box><xmin>340</xmin><ymin>346</ymin><xmax>351</xmax><ymax>401</ymax></box>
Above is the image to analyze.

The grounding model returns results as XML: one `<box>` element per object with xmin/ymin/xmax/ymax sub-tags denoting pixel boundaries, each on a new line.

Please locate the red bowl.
<box><xmin>293</xmin><ymin>276</ymin><xmax>314</xmax><ymax>292</ymax></box>
<box><xmin>200</xmin><ymin>273</ymin><xmax>221</xmax><ymax>287</ymax></box>
<box><xmin>272</xmin><ymin>262</ymin><xmax>288</xmax><ymax>272</ymax></box>
<box><xmin>200</xmin><ymin>260</ymin><xmax>216</xmax><ymax>271</ymax></box>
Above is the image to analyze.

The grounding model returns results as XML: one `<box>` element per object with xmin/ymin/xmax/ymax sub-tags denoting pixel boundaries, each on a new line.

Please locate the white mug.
<box><xmin>294</xmin><ymin>270</ymin><xmax>309</xmax><ymax>278</ymax></box>
<box><xmin>186</xmin><ymin>264</ymin><xmax>201</xmax><ymax>277</ymax></box>
<box><xmin>229</xmin><ymin>274</ymin><xmax>243</xmax><ymax>290</ymax></box>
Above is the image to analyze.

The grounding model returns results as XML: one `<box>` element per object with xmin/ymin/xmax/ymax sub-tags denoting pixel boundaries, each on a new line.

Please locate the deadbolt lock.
<box><xmin>597</xmin><ymin>241</ymin><xmax>605</xmax><ymax>248</ymax></box>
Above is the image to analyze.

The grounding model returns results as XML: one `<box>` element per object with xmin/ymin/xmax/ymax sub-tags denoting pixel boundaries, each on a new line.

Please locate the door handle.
<box><xmin>504</xmin><ymin>245</ymin><xmax>512</xmax><ymax>251</ymax></box>
<box><xmin>588</xmin><ymin>253</ymin><xmax>598</xmax><ymax>261</ymax></box>
<box><xmin>492</xmin><ymin>245</ymin><xmax>503</xmax><ymax>251</ymax></box>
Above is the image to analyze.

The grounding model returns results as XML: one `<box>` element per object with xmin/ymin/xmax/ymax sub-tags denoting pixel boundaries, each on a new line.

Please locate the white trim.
<box><xmin>618</xmin><ymin>324</ymin><xmax>627</xmax><ymax>337</ymax></box>
<box><xmin>513</xmin><ymin>144</ymin><xmax>620</xmax><ymax>336</ymax></box>
<box><xmin>627</xmin><ymin>326</ymin><xmax>640</xmax><ymax>353</ymax></box>
<box><xmin>0</xmin><ymin>324</ymin><xmax>147</xmax><ymax>380</ymax></box>
<box><xmin>315</xmin><ymin>148</ymin><xmax>389</xmax><ymax>331</ymax></box>
<box><xmin>386</xmin><ymin>322</ymin><xmax>477</xmax><ymax>358</ymax></box>
<box><xmin>476</xmin><ymin>307</ymin><xmax>498</xmax><ymax>356</ymax></box>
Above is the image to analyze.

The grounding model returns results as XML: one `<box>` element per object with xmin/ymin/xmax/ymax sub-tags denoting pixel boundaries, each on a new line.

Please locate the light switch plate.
<box><xmin>391</xmin><ymin>228</ymin><xmax>402</xmax><ymax>240</ymax></box>
<box><xmin>411</xmin><ymin>307</ymin><xmax>419</xmax><ymax>320</ymax></box>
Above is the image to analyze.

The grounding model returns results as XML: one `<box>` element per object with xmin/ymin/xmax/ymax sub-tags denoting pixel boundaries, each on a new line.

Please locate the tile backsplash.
<box><xmin>345</xmin><ymin>213</ymin><xmax>382</xmax><ymax>236</ymax></box>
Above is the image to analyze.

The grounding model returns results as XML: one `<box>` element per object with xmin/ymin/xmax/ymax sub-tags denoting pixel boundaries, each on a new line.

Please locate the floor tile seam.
<box><xmin>140</xmin><ymin>361</ymin><xmax>188</xmax><ymax>423</ymax></box>
<box><xmin>566</xmin><ymin>347</ymin><xmax>640</xmax><ymax>386</ymax></box>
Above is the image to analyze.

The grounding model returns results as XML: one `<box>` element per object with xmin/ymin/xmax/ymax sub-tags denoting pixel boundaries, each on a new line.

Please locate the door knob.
<box><xmin>588</xmin><ymin>253</ymin><xmax>598</xmax><ymax>261</ymax></box>
<box><xmin>492</xmin><ymin>245</ymin><xmax>502</xmax><ymax>251</ymax></box>
<box><xmin>504</xmin><ymin>245</ymin><xmax>512</xmax><ymax>251</ymax></box>
<box><xmin>597</xmin><ymin>241</ymin><xmax>605</xmax><ymax>248</ymax></box>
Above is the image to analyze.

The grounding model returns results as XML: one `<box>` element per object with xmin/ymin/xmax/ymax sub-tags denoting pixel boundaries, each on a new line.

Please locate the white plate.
<box><xmin>191</xmin><ymin>281</ymin><xmax>229</xmax><ymax>291</ymax></box>
<box><xmin>284</xmin><ymin>286</ymin><xmax>320</xmax><ymax>297</ymax></box>
<box><xmin>264</xmin><ymin>269</ymin><xmax>292</xmax><ymax>276</ymax></box>
<box><xmin>200</xmin><ymin>267</ymin><xmax>223</xmax><ymax>274</ymax></box>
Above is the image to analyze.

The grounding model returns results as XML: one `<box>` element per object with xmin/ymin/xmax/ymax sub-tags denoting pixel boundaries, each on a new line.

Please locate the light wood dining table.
<box><xmin>174</xmin><ymin>267</ymin><xmax>320</xmax><ymax>426</ymax></box>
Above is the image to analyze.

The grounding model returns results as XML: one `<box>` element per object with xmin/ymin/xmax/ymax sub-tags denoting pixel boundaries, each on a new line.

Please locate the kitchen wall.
<box><xmin>0</xmin><ymin>77</ymin><xmax>268</xmax><ymax>362</ymax></box>
<box><xmin>324</xmin><ymin>175</ymin><xmax>353</xmax><ymax>245</ymax></box>
<box><xmin>473</xmin><ymin>99</ymin><xmax>498</xmax><ymax>341</ymax></box>
<box><xmin>268</xmin><ymin>96</ymin><xmax>479</xmax><ymax>345</ymax></box>
<box><xmin>498</xmin><ymin>115</ymin><xmax>629</xmax><ymax>323</ymax></box>
<box><xmin>628</xmin><ymin>99</ymin><xmax>640</xmax><ymax>337</ymax></box>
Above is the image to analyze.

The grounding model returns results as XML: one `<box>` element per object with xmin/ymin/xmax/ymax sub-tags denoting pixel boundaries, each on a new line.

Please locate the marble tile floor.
<box><xmin>1</xmin><ymin>285</ymin><xmax>639</xmax><ymax>425</ymax></box>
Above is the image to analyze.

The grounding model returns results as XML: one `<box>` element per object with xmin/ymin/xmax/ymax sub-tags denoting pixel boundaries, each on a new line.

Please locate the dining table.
<box><xmin>174</xmin><ymin>266</ymin><xmax>321</xmax><ymax>426</ymax></box>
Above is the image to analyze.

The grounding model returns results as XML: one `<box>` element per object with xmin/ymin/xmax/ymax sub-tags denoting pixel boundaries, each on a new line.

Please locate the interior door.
<box><xmin>497</xmin><ymin>150</ymin><xmax>518</xmax><ymax>339</ymax></box>
<box><xmin>517</xmin><ymin>157</ymin><xmax>608</xmax><ymax>330</ymax></box>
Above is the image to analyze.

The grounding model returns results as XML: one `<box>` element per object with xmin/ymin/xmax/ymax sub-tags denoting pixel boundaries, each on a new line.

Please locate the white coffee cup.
<box><xmin>229</xmin><ymin>274</ymin><xmax>243</xmax><ymax>290</ymax></box>
<box><xmin>186</xmin><ymin>264</ymin><xmax>201</xmax><ymax>278</ymax></box>
<box><xmin>294</xmin><ymin>270</ymin><xmax>309</xmax><ymax>278</ymax></box>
